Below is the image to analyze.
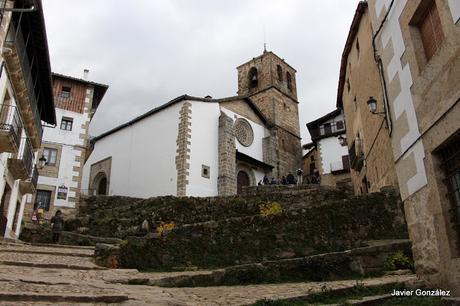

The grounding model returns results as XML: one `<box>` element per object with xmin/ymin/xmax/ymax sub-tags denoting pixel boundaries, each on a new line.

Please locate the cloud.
<box><xmin>42</xmin><ymin>0</ymin><xmax>359</xmax><ymax>142</ymax></box>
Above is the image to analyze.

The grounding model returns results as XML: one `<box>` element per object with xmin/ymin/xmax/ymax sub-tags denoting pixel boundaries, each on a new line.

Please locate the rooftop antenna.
<box><xmin>263</xmin><ymin>25</ymin><xmax>267</xmax><ymax>53</ymax></box>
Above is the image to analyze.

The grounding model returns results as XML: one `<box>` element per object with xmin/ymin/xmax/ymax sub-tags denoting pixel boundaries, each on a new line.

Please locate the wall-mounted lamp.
<box><xmin>38</xmin><ymin>155</ymin><xmax>47</xmax><ymax>169</ymax></box>
<box><xmin>338</xmin><ymin>135</ymin><xmax>347</xmax><ymax>146</ymax></box>
<box><xmin>367</xmin><ymin>96</ymin><xmax>385</xmax><ymax>115</ymax></box>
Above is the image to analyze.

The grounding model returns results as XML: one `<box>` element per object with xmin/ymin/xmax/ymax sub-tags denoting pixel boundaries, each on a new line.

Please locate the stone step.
<box><xmin>138</xmin><ymin>239</ymin><xmax>412</xmax><ymax>287</ymax></box>
<box><xmin>0</xmin><ymin>245</ymin><xmax>94</xmax><ymax>257</ymax></box>
<box><xmin>0</xmin><ymin>292</ymin><xmax>129</xmax><ymax>303</ymax></box>
<box><xmin>0</xmin><ymin>260</ymin><xmax>107</xmax><ymax>270</ymax></box>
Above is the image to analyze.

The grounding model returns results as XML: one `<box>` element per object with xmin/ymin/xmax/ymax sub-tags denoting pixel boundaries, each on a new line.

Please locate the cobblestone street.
<box><xmin>0</xmin><ymin>241</ymin><xmax>419</xmax><ymax>305</ymax></box>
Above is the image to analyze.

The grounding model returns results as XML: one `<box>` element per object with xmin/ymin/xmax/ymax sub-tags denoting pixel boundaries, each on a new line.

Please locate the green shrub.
<box><xmin>384</xmin><ymin>251</ymin><xmax>414</xmax><ymax>271</ymax></box>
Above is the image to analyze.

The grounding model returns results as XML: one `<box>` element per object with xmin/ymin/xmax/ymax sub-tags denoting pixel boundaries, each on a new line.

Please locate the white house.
<box><xmin>0</xmin><ymin>1</ymin><xmax>56</xmax><ymax>239</ymax></box>
<box><xmin>306</xmin><ymin>109</ymin><xmax>351</xmax><ymax>188</ymax></box>
<box><xmin>34</xmin><ymin>73</ymin><xmax>108</xmax><ymax>216</ymax></box>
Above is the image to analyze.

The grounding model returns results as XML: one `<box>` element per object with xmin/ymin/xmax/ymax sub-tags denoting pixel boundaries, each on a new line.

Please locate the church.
<box><xmin>82</xmin><ymin>51</ymin><xmax>302</xmax><ymax>197</ymax></box>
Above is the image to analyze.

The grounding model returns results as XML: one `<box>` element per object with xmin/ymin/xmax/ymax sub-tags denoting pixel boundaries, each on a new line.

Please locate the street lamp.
<box><xmin>367</xmin><ymin>96</ymin><xmax>377</xmax><ymax>113</ymax></box>
<box><xmin>38</xmin><ymin>155</ymin><xmax>47</xmax><ymax>169</ymax></box>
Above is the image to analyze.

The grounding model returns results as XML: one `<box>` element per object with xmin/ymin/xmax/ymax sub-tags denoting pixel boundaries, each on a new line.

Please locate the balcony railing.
<box><xmin>349</xmin><ymin>138</ymin><xmax>364</xmax><ymax>171</ymax></box>
<box><xmin>310</xmin><ymin>120</ymin><xmax>346</xmax><ymax>139</ymax></box>
<box><xmin>3</xmin><ymin>16</ymin><xmax>43</xmax><ymax>144</ymax></box>
<box><xmin>8</xmin><ymin>136</ymin><xmax>33</xmax><ymax>180</ymax></box>
<box><xmin>0</xmin><ymin>104</ymin><xmax>23</xmax><ymax>152</ymax></box>
<box><xmin>20</xmin><ymin>164</ymin><xmax>38</xmax><ymax>194</ymax></box>
<box><xmin>330</xmin><ymin>159</ymin><xmax>351</xmax><ymax>173</ymax></box>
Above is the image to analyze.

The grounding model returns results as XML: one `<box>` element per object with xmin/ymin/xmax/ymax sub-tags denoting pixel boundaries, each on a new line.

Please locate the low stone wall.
<box><xmin>78</xmin><ymin>186</ymin><xmax>354</xmax><ymax>239</ymax></box>
<box><xmin>118</xmin><ymin>191</ymin><xmax>407</xmax><ymax>269</ymax></box>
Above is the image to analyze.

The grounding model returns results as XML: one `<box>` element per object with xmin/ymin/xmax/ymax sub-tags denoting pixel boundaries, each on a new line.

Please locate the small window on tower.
<box><xmin>60</xmin><ymin>86</ymin><xmax>71</xmax><ymax>99</ymax></box>
<box><xmin>286</xmin><ymin>72</ymin><xmax>292</xmax><ymax>91</ymax></box>
<box><xmin>277</xmin><ymin>65</ymin><xmax>283</xmax><ymax>81</ymax></box>
<box><xmin>248</xmin><ymin>67</ymin><xmax>258</xmax><ymax>88</ymax></box>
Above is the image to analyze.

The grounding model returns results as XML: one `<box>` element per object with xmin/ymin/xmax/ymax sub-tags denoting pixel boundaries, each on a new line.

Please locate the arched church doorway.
<box><xmin>97</xmin><ymin>177</ymin><xmax>107</xmax><ymax>195</ymax></box>
<box><xmin>93</xmin><ymin>172</ymin><xmax>108</xmax><ymax>196</ymax></box>
<box><xmin>237</xmin><ymin>170</ymin><xmax>250</xmax><ymax>194</ymax></box>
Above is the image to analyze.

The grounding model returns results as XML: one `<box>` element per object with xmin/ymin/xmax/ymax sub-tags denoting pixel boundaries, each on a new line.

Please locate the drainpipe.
<box><xmin>371</xmin><ymin>0</ymin><xmax>395</xmax><ymax>136</ymax></box>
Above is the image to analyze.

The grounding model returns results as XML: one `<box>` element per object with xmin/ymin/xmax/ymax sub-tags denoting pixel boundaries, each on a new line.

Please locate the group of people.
<box><xmin>259</xmin><ymin>173</ymin><xmax>298</xmax><ymax>186</ymax></box>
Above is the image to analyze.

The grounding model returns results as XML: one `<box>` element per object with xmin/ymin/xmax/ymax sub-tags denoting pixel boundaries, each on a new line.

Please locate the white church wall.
<box><xmin>318</xmin><ymin>135</ymin><xmax>348</xmax><ymax>175</ymax></box>
<box><xmin>83</xmin><ymin>102</ymin><xmax>183</xmax><ymax>198</ymax></box>
<box><xmin>187</xmin><ymin>101</ymin><xmax>221</xmax><ymax>196</ymax></box>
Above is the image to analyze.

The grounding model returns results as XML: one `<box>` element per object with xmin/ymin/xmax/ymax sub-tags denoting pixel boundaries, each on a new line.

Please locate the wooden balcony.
<box><xmin>0</xmin><ymin>104</ymin><xmax>22</xmax><ymax>153</ymax></box>
<box><xmin>2</xmin><ymin>21</ymin><xmax>43</xmax><ymax>149</ymax></box>
<box><xmin>7</xmin><ymin>137</ymin><xmax>33</xmax><ymax>180</ymax></box>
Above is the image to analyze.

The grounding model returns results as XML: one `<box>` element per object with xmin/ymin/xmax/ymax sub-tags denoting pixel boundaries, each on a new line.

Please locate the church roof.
<box><xmin>93</xmin><ymin>94</ymin><xmax>268</xmax><ymax>142</ymax></box>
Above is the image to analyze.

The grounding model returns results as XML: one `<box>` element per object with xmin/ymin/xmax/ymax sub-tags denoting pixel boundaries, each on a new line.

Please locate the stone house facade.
<box><xmin>365</xmin><ymin>0</ymin><xmax>460</xmax><ymax>293</ymax></box>
<box><xmin>337</xmin><ymin>2</ymin><xmax>399</xmax><ymax>195</ymax></box>
<box><xmin>83</xmin><ymin>51</ymin><xmax>303</xmax><ymax>198</ymax></box>
<box><xmin>0</xmin><ymin>0</ymin><xmax>56</xmax><ymax>239</ymax></box>
<box><xmin>306</xmin><ymin>109</ymin><xmax>352</xmax><ymax>188</ymax></box>
<box><xmin>26</xmin><ymin>73</ymin><xmax>107</xmax><ymax>219</ymax></box>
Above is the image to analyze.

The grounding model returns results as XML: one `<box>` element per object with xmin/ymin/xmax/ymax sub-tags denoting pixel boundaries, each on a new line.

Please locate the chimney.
<box><xmin>83</xmin><ymin>69</ymin><xmax>89</xmax><ymax>80</ymax></box>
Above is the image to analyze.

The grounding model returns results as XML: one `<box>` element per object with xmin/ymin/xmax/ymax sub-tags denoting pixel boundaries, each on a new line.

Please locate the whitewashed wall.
<box><xmin>82</xmin><ymin>101</ymin><xmax>183</xmax><ymax>198</ymax></box>
<box><xmin>39</xmin><ymin>108</ymin><xmax>89</xmax><ymax>208</ymax></box>
<box><xmin>187</xmin><ymin>101</ymin><xmax>220</xmax><ymax>196</ymax></box>
<box><xmin>0</xmin><ymin>59</ymin><xmax>33</xmax><ymax>238</ymax></box>
<box><xmin>318</xmin><ymin>136</ymin><xmax>348</xmax><ymax>175</ymax></box>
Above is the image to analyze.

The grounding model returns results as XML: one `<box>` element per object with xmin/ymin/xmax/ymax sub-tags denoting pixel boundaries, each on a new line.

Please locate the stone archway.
<box><xmin>92</xmin><ymin>172</ymin><xmax>108</xmax><ymax>196</ymax></box>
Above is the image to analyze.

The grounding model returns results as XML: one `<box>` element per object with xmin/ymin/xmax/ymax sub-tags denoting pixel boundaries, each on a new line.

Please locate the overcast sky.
<box><xmin>42</xmin><ymin>0</ymin><xmax>360</xmax><ymax>142</ymax></box>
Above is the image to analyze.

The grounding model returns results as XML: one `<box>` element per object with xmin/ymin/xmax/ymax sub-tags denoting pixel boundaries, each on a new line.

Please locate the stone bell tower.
<box><xmin>236</xmin><ymin>50</ymin><xmax>302</xmax><ymax>178</ymax></box>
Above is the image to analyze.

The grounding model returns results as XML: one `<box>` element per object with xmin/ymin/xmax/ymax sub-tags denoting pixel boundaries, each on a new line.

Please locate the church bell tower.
<box><xmin>236</xmin><ymin>51</ymin><xmax>302</xmax><ymax>178</ymax></box>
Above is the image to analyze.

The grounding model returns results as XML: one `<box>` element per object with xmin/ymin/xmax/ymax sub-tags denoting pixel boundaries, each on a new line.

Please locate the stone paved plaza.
<box><xmin>0</xmin><ymin>240</ymin><xmax>419</xmax><ymax>305</ymax></box>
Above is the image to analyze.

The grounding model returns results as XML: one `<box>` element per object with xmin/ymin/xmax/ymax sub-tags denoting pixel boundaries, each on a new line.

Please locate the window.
<box><xmin>201</xmin><ymin>165</ymin><xmax>210</xmax><ymax>179</ymax></box>
<box><xmin>43</xmin><ymin>148</ymin><xmax>57</xmax><ymax>166</ymax></box>
<box><xmin>286</xmin><ymin>72</ymin><xmax>293</xmax><ymax>91</ymax></box>
<box><xmin>248</xmin><ymin>67</ymin><xmax>258</xmax><ymax>88</ymax></box>
<box><xmin>60</xmin><ymin>86</ymin><xmax>71</xmax><ymax>98</ymax></box>
<box><xmin>277</xmin><ymin>65</ymin><xmax>283</xmax><ymax>81</ymax></box>
<box><xmin>35</xmin><ymin>190</ymin><xmax>51</xmax><ymax>211</ymax></box>
<box><xmin>336</xmin><ymin>120</ymin><xmax>344</xmax><ymax>131</ymax></box>
<box><xmin>417</xmin><ymin>1</ymin><xmax>444</xmax><ymax>61</ymax></box>
<box><xmin>60</xmin><ymin>117</ymin><xmax>73</xmax><ymax>131</ymax></box>
<box><xmin>323</xmin><ymin>123</ymin><xmax>332</xmax><ymax>135</ymax></box>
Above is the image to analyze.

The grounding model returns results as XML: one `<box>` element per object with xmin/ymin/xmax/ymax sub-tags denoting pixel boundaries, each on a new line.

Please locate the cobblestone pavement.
<box><xmin>0</xmin><ymin>242</ymin><xmax>418</xmax><ymax>305</ymax></box>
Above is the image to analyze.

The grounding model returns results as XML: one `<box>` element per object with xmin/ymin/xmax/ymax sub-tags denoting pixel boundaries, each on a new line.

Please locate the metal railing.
<box><xmin>5</xmin><ymin>15</ymin><xmax>43</xmax><ymax>140</ymax></box>
<box><xmin>349</xmin><ymin>138</ymin><xmax>364</xmax><ymax>171</ymax></box>
<box><xmin>17</xmin><ymin>136</ymin><xmax>33</xmax><ymax>177</ymax></box>
<box><xmin>0</xmin><ymin>1</ymin><xmax>7</xmax><ymax>24</ymax></box>
<box><xmin>330</xmin><ymin>160</ymin><xmax>350</xmax><ymax>172</ymax></box>
<box><xmin>0</xmin><ymin>103</ymin><xmax>22</xmax><ymax>147</ymax></box>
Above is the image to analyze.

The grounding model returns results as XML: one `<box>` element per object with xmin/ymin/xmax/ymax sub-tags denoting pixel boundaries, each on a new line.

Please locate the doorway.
<box><xmin>237</xmin><ymin>170</ymin><xmax>250</xmax><ymax>194</ymax></box>
<box><xmin>0</xmin><ymin>184</ymin><xmax>11</xmax><ymax>236</ymax></box>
